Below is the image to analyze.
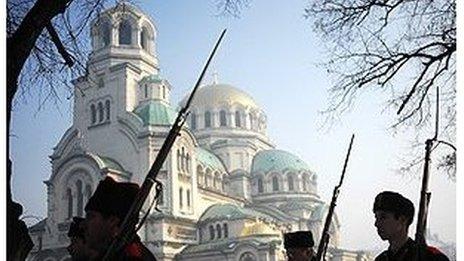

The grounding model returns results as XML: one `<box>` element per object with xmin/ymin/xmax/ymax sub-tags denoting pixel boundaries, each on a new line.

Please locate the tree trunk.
<box><xmin>7</xmin><ymin>0</ymin><xmax>72</xmax><ymax>259</ymax></box>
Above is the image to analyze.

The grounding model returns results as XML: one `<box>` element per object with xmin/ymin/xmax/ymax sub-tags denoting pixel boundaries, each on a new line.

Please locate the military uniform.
<box><xmin>375</xmin><ymin>238</ymin><xmax>449</xmax><ymax>261</ymax></box>
<box><xmin>104</xmin><ymin>235</ymin><xmax>156</xmax><ymax>261</ymax></box>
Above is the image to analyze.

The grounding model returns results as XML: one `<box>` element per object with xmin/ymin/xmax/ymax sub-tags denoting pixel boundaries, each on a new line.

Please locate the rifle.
<box><xmin>415</xmin><ymin>88</ymin><xmax>439</xmax><ymax>259</ymax></box>
<box><xmin>315</xmin><ymin>134</ymin><xmax>355</xmax><ymax>261</ymax></box>
<box><xmin>101</xmin><ymin>29</ymin><xmax>227</xmax><ymax>260</ymax></box>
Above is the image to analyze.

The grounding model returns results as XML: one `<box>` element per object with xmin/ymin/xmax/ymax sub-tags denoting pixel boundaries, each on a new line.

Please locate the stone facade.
<box><xmin>27</xmin><ymin>3</ymin><xmax>372</xmax><ymax>261</ymax></box>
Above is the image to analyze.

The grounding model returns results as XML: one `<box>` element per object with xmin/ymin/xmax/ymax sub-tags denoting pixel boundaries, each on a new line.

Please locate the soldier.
<box><xmin>84</xmin><ymin>176</ymin><xmax>156</xmax><ymax>260</ymax></box>
<box><xmin>373</xmin><ymin>191</ymin><xmax>449</xmax><ymax>261</ymax></box>
<box><xmin>67</xmin><ymin>217</ymin><xmax>98</xmax><ymax>260</ymax></box>
<box><xmin>284</xmin><ymin>231</ymin><xmax>315</xmax><ymax>261</ymax></box>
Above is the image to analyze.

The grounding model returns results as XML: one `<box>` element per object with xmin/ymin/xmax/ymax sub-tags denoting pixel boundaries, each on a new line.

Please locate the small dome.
<box><xmin>199</xmin><ymin>203</ymin><xmax>271</xmax><ymax>223</ymax></box>
<box><xmin>196</xmin><ymin>147</ymin><xmax>227</xmax><ymax>172</ymax></box>
<box><xmin>251</xmin><ymin>150</ymin><xmax>312</xmax><ymax>174</ymax></box>
<box><xmin>240</xmin><ymin>222</ymin><xmax>280</xmax><ymax>237</ymax></box>
<box><xmin>133</xmin><ymin>100</ymin><xmax>176</xmax><ymax>126</ymax></box>
<box><xmin>183</xmin><ymin>83</ymin><xmax>260</xmax><ymax>110</ymax></box>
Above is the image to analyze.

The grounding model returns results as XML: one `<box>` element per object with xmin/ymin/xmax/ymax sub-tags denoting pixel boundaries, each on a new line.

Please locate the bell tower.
<box><xmin>88</xmin><ymin>3</ymin><xmax>159</xmax><ymax>76</ymax></box>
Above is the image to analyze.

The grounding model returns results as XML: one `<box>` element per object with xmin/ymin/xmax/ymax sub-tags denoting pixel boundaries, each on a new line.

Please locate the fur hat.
<box><xmin>85</xmin><ymin>177</ymin><xmax>140</xmax><ymax>222</ymax></box>
<box><xmin>284</xmin><ymin>231</ymin><xmax>315</xmax><ymax>249</ymax></box>
<box><xmin>373</xmin><ymin>191</ymin><xmax>415</xmax><ymax>225</ymax></box>
<box><xmin>68</xmin><ymin>217</ymin><xmax>85</xmax><ymax>238</ymax></box>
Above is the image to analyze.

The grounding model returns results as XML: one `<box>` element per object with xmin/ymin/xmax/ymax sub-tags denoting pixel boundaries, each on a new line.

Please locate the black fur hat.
<box><xmin>85</xmin><ymin>177</ymin><xmax>140</xmax><ymax>222</ymax></box>
<box><xmin>284</xmin><ymin>231</ymin><xmax>315</xmax><ymax>248</ymax></box>
<box><xmin>373</xmin><ymin>191</ymin><xmax>415</xmax><ymax>225</ymax></box>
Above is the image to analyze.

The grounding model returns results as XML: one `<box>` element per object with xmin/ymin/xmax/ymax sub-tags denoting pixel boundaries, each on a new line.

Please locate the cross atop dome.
<box><xmin>212</xmin><ymin>70</ymin><xmax>219</xmax><ymax>84</ymax></box>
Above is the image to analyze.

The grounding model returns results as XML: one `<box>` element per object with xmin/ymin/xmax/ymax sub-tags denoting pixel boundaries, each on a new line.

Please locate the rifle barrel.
<box><xmin>101</xmin><ymin>30</ymin><xmax>227</xmax><ymax>260</ymax></box>
<box><xmin>315</xmin><ymin>134</ymin><xmax>354</xmax><ymax>261</ymax></box>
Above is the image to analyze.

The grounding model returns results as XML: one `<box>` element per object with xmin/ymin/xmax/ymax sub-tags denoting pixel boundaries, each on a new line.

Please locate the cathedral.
<box><xmin>27</xmin><ymin>3</ymin><xmax>372</xmax><ymax>261</ymax></box>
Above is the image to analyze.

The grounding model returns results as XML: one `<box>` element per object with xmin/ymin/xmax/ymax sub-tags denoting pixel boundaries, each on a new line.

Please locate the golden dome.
<box><xmin>240</xmin><ymin>221</ymin><xmax>280</xmax><ymax>237</ymax></box>
<box><xmin>183</xmin><ymin>83</ymin><xmax>260</xmax><ymax>110</ymax></box>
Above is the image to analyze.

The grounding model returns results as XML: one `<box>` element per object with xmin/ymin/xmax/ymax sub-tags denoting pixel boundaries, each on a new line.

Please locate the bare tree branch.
<box><xmin>305</xmin><ymin>0</ymin><xmax>456</xmax><ymax>177</ymax></box>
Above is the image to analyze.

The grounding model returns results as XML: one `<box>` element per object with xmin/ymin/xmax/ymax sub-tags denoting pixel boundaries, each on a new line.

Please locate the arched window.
<box><xmin>257</xmin><ymin>178</ymin><xmax>264</xmax><ymax>193</ymax></box>
<box><xmin>90</xmin><ymin>104</ymin><xmax>96</xmax><ymax>124</ymax></box>
<box><xmin>105</xmin><ymin>100</ymin><xmax>110</xmax><ymax>121</ymax></box>
<box><xmin>302</xmin><ymin>175</ymin><xmax>308</xmax><ymax>191</ymax></box>
<box><xmin>76</xmin><ymin>180</ymin><xmax>83</xmax><ymax>217</ymax></box>
<box><xmin>118</xmin><ymin>19</ymin><xmax>132</xmax><ymax>45</ymax></box>
<box><xmin>249</xmin><ymin>113</ymin><xmax>254</xmax><ymax>129</ymax></box>
<box><xmin>67</xmin><ymin>188</ymin><xmax>73</xmax><ymax>219</ymax></box>
<box><xmin>288</xmin><ymin>175</ymin><xmax>294</xmax><ymax>191</ymax></box>
<box><xmin>162</xmin><ymin>85</ymin><xmax>166</xmax><ymax>99</ymax></box>
<box><xmin>223</xmin><ymin>223</ymin><xmax>229</xmax><ymax>238</ymax></box>
<box><xmin>190</xmin><ymin>114</ymin><xmax>197</xmax><ymax>130</ymax></box>
<box><xmin>144</xmin><ymin>84</ymin><xmax>148</xmax><ymax>98</ymax></box>
<box><xmin>209</xmin><ymin>225</ymin><xmax>215</xmax><ymax>240</ymax></box>
<box><xmin>181</xmin><ymin>147</ymin><xmax>185</xmax><ymax>171</ymax></box>
<box><xmin>179</xmin><ymin>187</ymin><xmax>183</xmax><ymax>209</ymax></box>
<box><xmin>186</xmin><ymin>154</ymin><xmax>190</xmax><ymax>172</ymax></box>
<box><xmin>220</xmin><ymin>110</ymin><xmax>227</xmax><ymax>126</ymax></box>
<box><xmin>235</xmin><ymin>111</ymin><xmax>241</xmax><ymax>127</ymax></box>
<box><xmin>204</xmin><ymin>111</ymin><xmax>211</xmax><ymax>128</ymax></box>
<box><xmin>222</xmin><ymin>176</ymin><xmax>226</xmax><ymax>192</ymax></box>
<box><xmin>205</xmin><ymin>171</ymin><xmax>210</xmax><ymax>187</ymax></box>
<box><xmin>98</xmin><ymin>78</ymin><xmax>104</xmax><ymax>88</ymax></box>
<box><xmin>272</xmin><ymin>176</ymin><xmax>279</xmax><ymax>191</ymax></box>
<box><xmin>98</xmin><ymin>102</ymin><xmax>104</xmax><ymax>122</ymax></box>
<box><xmin>177</xmin><ymin>150</ymin><xmax>181</xmax><ymax>171</ymax></box>
<box><xmin>85</xmin><ymin>184</ymin><xmax>92</xmax><ymax>203</ymax></box>
<box><xmin>216</xmin><ymin>224</ymin><xmax>222</xmax><ymax>238</ymax></box>
<box><xmin>239</xmin><ymin>252</ymin><xmax>257</xmax><ymax>261</ymax></box>
<box><xmin>186</xmin><ymin>189</ymin><xmax>191</xmax><ymax>208</ymax></box>
<box><xmin>101</xmin><ymin>21</ymin><xmax>111</xmax><ymax>47</ymax></box>
<box><xmin>197</xmin><ymin>166</ymin><xmax>204</xmax><ymax>186</ymax></box>
<box><xmin>140</xmin><ymin>27</ymin><xmax>149</xmax><ymax>50</ymax></box>
<box><xmin>157</xmin><ymin>184</ymin><xmax>164</xmax><ymax>205</ymax></box>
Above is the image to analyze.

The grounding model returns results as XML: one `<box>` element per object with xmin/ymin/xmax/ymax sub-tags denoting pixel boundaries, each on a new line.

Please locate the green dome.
<box><xmin>133</xmin><ymin>100</ymin><xmax>176</xmax><ymax>126</ymax></box>
<box><xmin>310</xmin><ymin>203</ymin><xmax>329</xmax><ymax>220</ymax></box>
<box><xmin>199</xmin><ymin>203</ymin><xmax>271</xmax><ymax>223</ymax></box>
<box><xmin>196</xmin><ymin>147</ymin><xmax>226</xmax><ymax>172</ymax></box>
<box><xmin>140</xmin><ymin>74</ymin><xmax>162</xmax><ymax>84</ymax></box>
<box><xmin>251</xmin><ymin>150</ymin><xmax>312</xmax><ymax>174</ymax></box>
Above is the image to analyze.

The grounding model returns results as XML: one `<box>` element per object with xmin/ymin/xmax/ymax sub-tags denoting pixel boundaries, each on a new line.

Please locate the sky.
<box><xmin>9</xmin><ymin>0</ymin><xmax>457</xmax><ymax>253</ymax></box>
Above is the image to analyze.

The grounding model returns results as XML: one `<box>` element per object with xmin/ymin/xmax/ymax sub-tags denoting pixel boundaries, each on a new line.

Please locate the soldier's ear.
<box><xmin>397</xmin><ymin>215</ymin><xmax>409</xmax><ymax>226</ymax></box>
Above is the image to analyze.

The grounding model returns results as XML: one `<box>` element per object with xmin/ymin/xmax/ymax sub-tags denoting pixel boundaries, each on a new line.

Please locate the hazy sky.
<box><xmin>10</xmin><ymin>0</ymin><xmax>456</xmax><ymax>252</ymax></box>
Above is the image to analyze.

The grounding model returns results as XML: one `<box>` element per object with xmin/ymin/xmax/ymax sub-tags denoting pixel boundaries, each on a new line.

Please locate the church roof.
<box><xmin>140</xmin><ymin>74</ymin><xmax>162</xmax><ymax>84</ymax></box>
<box><xmin>133</xmin><ymin>100</ymin><xmax>176</xmax><ymax>126</ymax></box>
<box><xmin>310</xmin><ymin>203</ymin><xmax>329</xmax><ymax>221</ymax></box>
<box><xmin>199</xmin><ymin>203</ymin><xmax>272</xmax><ymax>223</ymax></box>
<box><xmin>29</xmin><ymin>218</ymin><xmax>47</xmax><ymax>233</ymax></box>
<box><xmin>196</xmin><ymin>147</ymin><xmax>227</xmax><ymax>172</ymax></box>
<box><xmin>251</xmin><ymin>149</ymin><xmax>312</xmax><ymax>174</ymax></box>
<box><xmin>180</xmin><ymin>236</ymin><xmax>281</xmax><ymax>254</ymax></box>
<box><xmin>99</xmin><ymin>156</ymin><xmax>125</xmax><ymax>172</ymax></box>
<box><xmin>279</xmin><ymin>200</ymin><xmax>314</xmax><ymax>212</ymax></box>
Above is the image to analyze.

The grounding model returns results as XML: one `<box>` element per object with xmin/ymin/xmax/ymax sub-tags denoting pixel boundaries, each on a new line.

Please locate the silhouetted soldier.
<box><xmin>84</xmin><ymin>177</ymin><xmax>156</xmax><ymax>260</ymax></box>
<box><xmin>373</xmin><ymin>191</ymin><xmax>449</xmax><ymax>261</ymax></box>
<box><xmin>67</xmin><ymin>217</ymin><xmax>98</xmax><ymax>260</ymax></box>
<box><xmin>284</xmin><ymin>231</ymin><xmax>316</xmax><ymax>261</ymax></box>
